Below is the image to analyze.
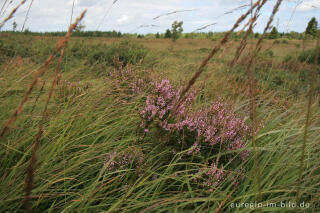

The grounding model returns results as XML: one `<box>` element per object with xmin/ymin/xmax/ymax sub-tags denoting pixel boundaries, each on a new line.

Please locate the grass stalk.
<box><xmin>23</xmin><ymin>48</ymin><xmax>66</xmax><ymax>213</ymax></box>
<box><xmin>22</xmin><ymin>12</ymin><xmax>85</xmax><ymax>212</ymax></box>
<box><xmin>295</xmin><ymin>29</ymin><xmax>319</xmax><ymax>210</ymax></box>
<box><xmin>229</xmin><ymin>0</ymin><xmax>268</xmax><ymax>67</ymax></box>
<box><xmin>0</xmin><ymin>0</ymin><xmax>26</xmax><ymax>29</ymax></box>
<box><xmin>0</xmin><ymin>0</ymin><xmax>9</xmax><ymax>16</ymax></box>
<box><xmin>21</xmin><ymin>0</ymin><xmax>34</xmax><ymax>32</ymax></box>
<box><xmin>245</xmin><ymin>0</ymin><xmax>283</xmax><ymax>206</ymax></box>
<box><xmin>174</xmin><ymin>1</ymin><xmax>260</xmax><ymax>112</ymax></box>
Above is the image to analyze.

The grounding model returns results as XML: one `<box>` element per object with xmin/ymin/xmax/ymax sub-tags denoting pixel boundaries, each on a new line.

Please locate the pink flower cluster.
<box><xmin>195</xmin><ymin>163</ymin><xmax>246</xmax><ymax>191</ymax></box>
<box><xmin>203</xmin><ymin>162</ymin><xmax>225</xmax><ymax>188</ymax></box>
<box><xmin>183</xmin><ymin>101</ymin><xmax>250</xmax><ymax>160</ymax></box>
<box><xmin>140</xmin><ymin>79</ymin><xmax>196</xmax><ymax>132</ymax></box>
<box><xmin>140</xmin><ymin>79</ymin><xmax>250</xmax><ymax>190</ymax></box>
<box><xmin>140</xmin><ymin>79</ymin><xmax>249</xmax><ymax>161</ymax></box>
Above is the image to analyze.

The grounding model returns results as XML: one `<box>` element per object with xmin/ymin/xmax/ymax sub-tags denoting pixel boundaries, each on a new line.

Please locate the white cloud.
<box><xmin>117</xmin><ymin>15</ymin><xmax>129</xmax><ymax>24</ymax></box>
<box><xmin>296</xmin><ymin>0</ymin><xmax>320</xmax><ymax>12</ymax></box>
<box><xmin>76</xmin><ymin>0</ymin><xmax>102</xmax><ymax>7</ymax></box>
<box><xmin>0</xmin><ymin>0</ymin><xmax>317</xmax><ymax>33</ymax></box>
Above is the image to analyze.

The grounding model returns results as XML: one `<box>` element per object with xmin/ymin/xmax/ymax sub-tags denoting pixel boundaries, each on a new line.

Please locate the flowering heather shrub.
<box><xmin>104</xmin><ymin>149</ymin><xmax>144</xmax><ymax>172</ymax></box>
<box><xmin>140</xmin><ymin>79</ymin><xmax>250</xmax><ymax>190</ymax></box>
<box><xmin>194</xmin><ymin>163</ymin><xmax>246</xmax><ymax>191</ymax></box>
<box><xmin>183</xmin><ymin>101</ymin><xmax>250</xmax><ymax>160</ymax></box>
<box><xmin>141</xmin><ymin>79</ymin><xmax>249</xmax><ymax>160</ymax></box>
<box><xmin>195</xmin><ymin>162</ymin><xmax>225</xmax><ymax>190</ymax></box>
<box><xmin>140</xmin><ymin>79</ymin><xmax>196</xmax><ymax>132</ymax></box>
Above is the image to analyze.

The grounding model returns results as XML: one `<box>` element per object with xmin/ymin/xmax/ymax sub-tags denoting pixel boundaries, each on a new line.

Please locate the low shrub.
<box><xmin>298</xmin><ymin>47</ymin><xmax>320</xmax><ymax>64</ymax></box>
<box><xmin>284</xmin><ymin>54</ymin><xmax>296</xmax><ymax>62</ymax></box>
<box><xmin>140</xmin><ymin>79</ymin><xmax>250</xmax><ymax>190</ymax></box>
<box><xmin>88</xmin><ymin>40</ymin><xmax>148</xmax><ymax>67</ymax></box>
<box><xmin>0</xmin><ymin>40</ymin><xmax>16</xmax><ymax>61</ymax></box>
<box><xmin>273</xmin><ymin>39</ymin><xmax>281</xmax><ymax>44</ymax></box>
<box><xmin>263</xmin><ymin>50</ymin><xmax>274</xmax><ymax>58</ymax></box>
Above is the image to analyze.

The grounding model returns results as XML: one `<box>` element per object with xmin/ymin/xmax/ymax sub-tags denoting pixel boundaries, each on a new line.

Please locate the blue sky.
<box><xmin>0</xmin><ymin>0</ymin><xmax>319</xmax><ymax>33</ymax></box>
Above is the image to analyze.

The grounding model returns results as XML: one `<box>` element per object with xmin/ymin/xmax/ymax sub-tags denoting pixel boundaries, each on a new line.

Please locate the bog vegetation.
<box><xmin>0</xmin><ymin>1</ymin><xmax>319</xmax><ymax>213</ymax></box>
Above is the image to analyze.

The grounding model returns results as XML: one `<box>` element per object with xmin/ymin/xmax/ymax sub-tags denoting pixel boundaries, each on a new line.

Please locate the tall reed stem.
<box><xmin>174</xmin><ymin>1</ymin><xmax>260</xmax><ymax>112</ymax></box>
<box><xmin>245</xmin><ymin>0</ymin><xmax>283</xmax><ymax>206</ymax></box>
<box><xmin>22</xmin><ymin>11</ymin><xmax>86</xmax><ymax>212</ymax></box>
<box><xmin>21</xmin><ymin>0</ymin><xmax>34</xmax><ymax>32</ymax></box>
<box><xmin>295</xmin><ymin>29</ymin><xmax>319</xmax><ymax>211</ymax></box>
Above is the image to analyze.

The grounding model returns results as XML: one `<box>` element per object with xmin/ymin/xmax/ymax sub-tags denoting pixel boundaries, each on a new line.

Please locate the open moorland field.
<box><xmin>0</xmin><ymin>1</ymin><xmax>320</xmax><ymax>213</ymax></box>
<box><xmin>1</xmin><ymin>33</ymin><xmax>319</xmax><ymax>212</ymax></box>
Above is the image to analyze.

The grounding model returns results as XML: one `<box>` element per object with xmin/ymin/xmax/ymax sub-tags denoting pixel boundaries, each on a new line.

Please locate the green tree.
<box><xmin>207</xmin><ymin>31</ymin><xmax>214</xmax><ymax>39</ymax></box>
<box><xmin>305</xmin><ymin>17</ymin><xmax>318</xmax><ymax>38</ymax></box>
<box><xmin>171</xmin><ymin>21</ymin><xmax>183</xmax><ymax>42</ymax></box>
<box><xmin>155</xmin><ymin>32</ymin><xmax>160</xmax><ymax>39</ymax></box>
<box><xmin>137</xmin><ymin>34</ymin><xmax>144</xmax><ymax>39</ymax></box>
<box><xmin>12</xmin><ymin>21</ymin><xmax>17</xmax><ymax>31</ymax></box>
<box><xmin>24</xmin><ymin>28</ymin><xmax>31</xmax><ymax>35</ymax></box>
<box><xmin>269</xmin><ymin>27</ymin><xmax>279</xmax><ymax>39</ymax></box>
<box><xmin>164</xmin><ymin>29</ymin><xmax>171</xmax><ymax>38</ymax></box>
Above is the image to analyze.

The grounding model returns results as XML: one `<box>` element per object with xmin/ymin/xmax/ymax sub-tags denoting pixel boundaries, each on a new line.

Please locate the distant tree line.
<box><xmin>2</xmin><ymin>17</ymin><xmax>318</xmax><ymax>40</ymax></box>
<box><xmin>0</xmin><ymin>29</ymin><xmax>124</xmax><ymax>38</ymax></box>
<box><xmin>0</xmin><ymin>29</ymin><xmax>313</xmax><ymax>40</ymax></box>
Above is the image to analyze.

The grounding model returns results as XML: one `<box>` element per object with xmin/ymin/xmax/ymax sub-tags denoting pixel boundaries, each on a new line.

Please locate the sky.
<box><xmin>0</xmin><ymin>0</ymin><xmax>319</xmax><ymax>33</ymax></box>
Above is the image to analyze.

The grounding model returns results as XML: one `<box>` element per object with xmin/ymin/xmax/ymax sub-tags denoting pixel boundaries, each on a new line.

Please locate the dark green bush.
<box><xmin>0</xmin><ymin>36</ymin><xmax>148</xmax><ymax>69</ymax></box>
<box><xmin>0</xmin><ymin>37</ymin><xmax>51</xmax><ymax>63</ymax></box>
<box><xmin>0</xmin><ymin>40</ymin><xmax>16</xmax><ymax>60</ymax></box>
<box><xmin>70</xmin><ymin>42</ymin><xmax>89</xmax><ymax>58</ymax></box>
<box><xmin>263</xmin><ymin>50</ymin><xmax>274</xmax><ymax>58</ymax></box>
<box><xmin>284</xmin><ymin>54</ymin><xmax>296</xmax><ymax>62</ymax></box>
<box><xmin>88</xmin><ymin>41</ymin><xmax>148</xmax><ymax>67</ymax></box>
<box><xmin>298</xmin><ymin>47</ymin><xmax>320</xmax><ymax>64</ymax></box>
<box><xmin>273</xmin><ymin>39</ymin><xmax>281</xmax><ymax>44</ymax></box>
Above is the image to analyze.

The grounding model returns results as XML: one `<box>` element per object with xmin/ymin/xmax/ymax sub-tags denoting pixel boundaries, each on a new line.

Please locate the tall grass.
<box><xmin>245</xmin><ymin>0</ymin><xmax>283</xmax><ymax>207</ymax></box>
<box><xmin>0</xmin><ymin>10</ymin><xmax>87</xmax><ymax>140</ymax></box>
<box><xmin>295</xmin><ymin>30</ymin><xmax>319</xmax><ymax>210</ymax></box>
